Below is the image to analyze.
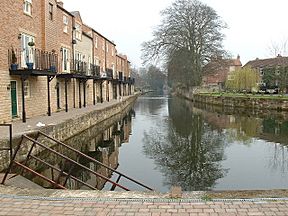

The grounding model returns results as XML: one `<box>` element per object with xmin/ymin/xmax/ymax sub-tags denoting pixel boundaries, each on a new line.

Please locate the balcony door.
<box><xmin>62</xmin><ymin>48</ymin><xmax>70</xmax><ymax>72</ymax></box>
<box><xmin>21</xmin><ymin>33</ymin><xmax>35</xmax><ymax>68</ymax></box>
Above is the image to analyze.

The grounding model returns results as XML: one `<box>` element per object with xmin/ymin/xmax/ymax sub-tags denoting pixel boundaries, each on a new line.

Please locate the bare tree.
<box><xmin>142</xmin><ymin>0</ymin><xmax>227</xmax><ymax>88</ymax></box>
<box><xmin>267</xmin><ymin>39</ymin><xmax>288</xmax><ymax>57</ymax></box>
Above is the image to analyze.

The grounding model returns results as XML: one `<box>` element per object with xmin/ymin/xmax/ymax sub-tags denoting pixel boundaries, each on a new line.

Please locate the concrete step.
<box><xmin>0</xmin><ymin>173</ymin><xmax>43</xmax><ymax>189</ymax></box>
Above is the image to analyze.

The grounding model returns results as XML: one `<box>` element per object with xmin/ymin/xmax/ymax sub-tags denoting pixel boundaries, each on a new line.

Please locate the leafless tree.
<box><xmin>267</xmin><ymin>39</ymin><xmax>288</xmax><ymax>57</ymax></box>
<box><xmin>142</xmin><ymin>0</ymin><xmax>227</xmax><ymax>88</ymax></box>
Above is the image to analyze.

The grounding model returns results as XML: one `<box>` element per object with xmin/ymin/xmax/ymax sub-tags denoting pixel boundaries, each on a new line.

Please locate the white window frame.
<box><xmin>63</xmin><ymin>15</ymin><xmax>68</xmax><ymax>33</ymax></box>
<box><xmin>75</xmin><ymin>23</ymin><xmax>82</xmax><ymax>41</ymax></box>
<box><xmin>24</xmin><ymin>80</ymin><xmax>30</xmax><ymax>98</ymax></box>
<box><xmin>95</xmin><ymin>37</ymin><xmax>98</xmax><ymax>49</ymax></box>
<box><xmin>24</xmin><ymin>0</ymin><xmax>32</xmax><ymax>16</ymax></box>
<box><xmin>112</xmin><ymin>47</ymin><xmax>114</xmax><ymax>56</ymax></box>
<box><xmin>62</xmin><ymin>47</ymin><xmax>70</xmax><ymax>72</ymax></box>
<box><xmin>259</xmin><ymin>68</ymin><xmax>264</xmax><ymax>76</ymax></box>
<box><xmin>21</xmin><ymin>33</ymin><xmax>35</xmax><ymax>68</ymax></box>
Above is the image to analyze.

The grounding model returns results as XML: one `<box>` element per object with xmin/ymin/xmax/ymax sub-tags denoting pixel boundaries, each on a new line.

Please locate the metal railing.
<box><xmin>1</xmin><ymin>131</ymin><xmax>153</xmax><ymax>191</ymax></box>
<box><xmin>106</xmin><ymin>69</ymin><xmax>113</xmax><ymax>79</ymax></box>
<box><xmin>90</xmin><ymin>64</ymin><xmax>101</xmax><ymax>77</ymax></box>
<box><xmin>0</xmin><ymin>124</ymin><xmax>12</xmax><ymax>164</ymax></box>
<box><xmin>8</xmin><ymin>48</ymin><xmax>58</xmax><ymax>72</ymax></box>
<box><xmin>118</xmin><ymin>72</ymin><xmax>123</xmax><ymax>81</ymax></box>
<box><xmin>71</xmin><ymin>60</ymin><xmax>88</xmax><ymax>75</ymax></box>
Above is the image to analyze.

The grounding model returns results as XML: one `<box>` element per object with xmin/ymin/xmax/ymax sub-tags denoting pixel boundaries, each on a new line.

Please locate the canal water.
<box><xmin>25</xmin><ymin>95</ymin><xmax>288</xmax><ymax>192</ymax></box>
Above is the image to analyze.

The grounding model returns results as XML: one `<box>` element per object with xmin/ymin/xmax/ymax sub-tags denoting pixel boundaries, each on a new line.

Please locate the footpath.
<box><xmin>0</xmin><ymin>184</ymin><xmax>288</xmax><ymax>216</ymax></box>
<box><xmin>0</xmin><ymin>96</ymin><xmax>132</xmax><ymax>138</ymax></box>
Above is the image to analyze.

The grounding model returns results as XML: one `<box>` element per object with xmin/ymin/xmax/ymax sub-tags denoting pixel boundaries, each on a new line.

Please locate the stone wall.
<box><xmin>193</xmin><ymin>94</ymin><xmax>288</xmax><ymax>111</ymax></box>
<box><xmin>0</xmin><ymin>94</ymin><xmax>138</xmax><ymax>171</ymax></box>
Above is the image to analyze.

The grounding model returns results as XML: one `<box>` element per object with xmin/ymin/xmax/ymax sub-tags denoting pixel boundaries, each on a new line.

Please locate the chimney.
<box><xmin>57</xmin><ymin>0</ymin><xmax>64</xmax><ymax>7</ymax></box>
<box><xmin>237</xmin><ymin>54</ymin><xmax>240</xmax><ymax>60</ymax></box>
<box><xmin>277</xmin><ymin>54</ymin><xmax>282</xmax><ymax>58</ymax></box>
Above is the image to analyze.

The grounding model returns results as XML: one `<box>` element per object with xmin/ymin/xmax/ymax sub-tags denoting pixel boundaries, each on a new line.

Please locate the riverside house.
<box><xmin>0</xmin><ymin>0</ymin><xmax>134</xmax><ymax>123</ymax></box>
<box><xmin>244</xmin><ymin>55</ymin><xmax>288</xmax><ymax>93</ymax></box>
<box><xmin>202</xmin><ymin>55</ymin><xmax>242</xmax><ymax>90</ymax></box>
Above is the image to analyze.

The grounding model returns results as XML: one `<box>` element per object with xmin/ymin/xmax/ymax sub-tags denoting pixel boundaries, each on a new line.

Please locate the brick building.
<box><xmin>202</xmin><ymin>56</ymin><xmax>242</xmax><ymax>90</ymax></box>
<box><xmin>0</xmin><ymin>0</ymin><xmax>134</xmax><ymax>123</ymax></box>
<box><xmin>244</xmin><ymin>55</ymin><xmax>288</xmax><ymax>93</ymax></box>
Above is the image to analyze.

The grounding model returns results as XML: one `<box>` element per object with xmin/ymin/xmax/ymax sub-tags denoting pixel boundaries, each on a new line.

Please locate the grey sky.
<box><xmin>63</xmin><ymin>0</ymin><xmax>288</xmax><ymax>67</ymax></box>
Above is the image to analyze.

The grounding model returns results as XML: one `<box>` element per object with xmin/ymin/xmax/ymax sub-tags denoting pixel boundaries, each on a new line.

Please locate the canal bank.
<box><xmin>0</xmin><ymin>94</ymin><xmax>139</xmax><ymax>171</ymax></box>
<box><xmin>181</xmin><ymin>92</ymin><xmax>288</xmax><ymax>111</ymax></box>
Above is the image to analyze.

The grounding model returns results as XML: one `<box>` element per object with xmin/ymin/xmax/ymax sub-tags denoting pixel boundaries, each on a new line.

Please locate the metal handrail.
<box><xmin>22</xmin><ymin>134</ymin><xmax>130</xmax><ymax>191</ymax></box>
<box><xmin>0</xmin><ymin>124</ymin><xmax>12</xmax><ymax>163</ymax></box>
<box><xmin>2</xmin><ymin>131</ymin><xmax>153</xmax><ymax>191</ymax></box>
<box><xmin>38</xmin><ymin>131</ymin><xmax>153</xmax><ymax>191</ymax></box>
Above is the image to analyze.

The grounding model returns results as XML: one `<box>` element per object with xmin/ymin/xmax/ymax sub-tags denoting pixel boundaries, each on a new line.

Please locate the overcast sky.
<box><xmin>62</xmin><ymin>0</ymin><xmax>288</xmax><ymax>67</ymax></box>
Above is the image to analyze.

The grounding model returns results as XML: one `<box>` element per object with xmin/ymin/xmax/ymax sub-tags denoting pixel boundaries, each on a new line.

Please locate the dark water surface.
<box><xmin>27</xmin><ymin>95</ymin><xmax>288</xmax><ymax>192</ymax></box>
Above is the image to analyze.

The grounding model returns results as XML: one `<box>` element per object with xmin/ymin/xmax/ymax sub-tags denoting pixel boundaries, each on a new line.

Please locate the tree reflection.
<box><xmin>143</xmin><ymin>98</ymin><xmax>227</xmax><ymax>191</ymax></box>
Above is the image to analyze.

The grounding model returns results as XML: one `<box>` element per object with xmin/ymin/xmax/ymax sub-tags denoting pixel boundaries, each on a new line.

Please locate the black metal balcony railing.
<box><xmin>118</xmin><ymin>72</ymin><xmax>123</xmax><ymax>81</ymax></box>
<box><xmin>8</xmin><ymin>48</ymin><xmax>58</xmax><ymax>72</ymax></box>
<box><xmin>90</xmin><ymin>64</ymin><xmax>100</xmax><ymax>77</ymax></box>
<box><xmin>124</xmin><ymin>76</ymin><xmax>127</xmax><ymax>83</ymax></box>
<box><xmin>71</xmin><ymin>60</ymin><xmax>87</xmax><ymax>76</ymax></box>
<box><xmin>106</xmin><ymin>68</ymin><xmax>113</xmax><ymax>79</ymax></box>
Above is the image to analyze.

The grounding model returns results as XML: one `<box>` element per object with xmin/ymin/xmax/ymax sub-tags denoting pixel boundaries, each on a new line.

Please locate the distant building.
<box><xmin>202</xmin><ymin>55</ymin><xmax>242</xmax><ymax>89</ymax></box>
<box><xmin>244</xmin><ymin>55</ymin><xmax>288</xmax><ymax>93</ymax></box>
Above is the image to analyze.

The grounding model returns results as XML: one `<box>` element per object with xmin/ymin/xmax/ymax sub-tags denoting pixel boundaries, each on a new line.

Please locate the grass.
<box><xmin>197</xmin><ymin>92</ymin><xmax>288</xmax><ymax>100</ymax></box>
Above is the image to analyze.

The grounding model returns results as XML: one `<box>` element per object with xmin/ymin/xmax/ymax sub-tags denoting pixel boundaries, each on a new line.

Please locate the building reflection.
<box><xmin>192</xmin><ymin>101</ymin><xmax>288</xmax><ymax>146</ymax></box>
<box><xmin>27</xmin><ymin>110</ymin><xmax>134</xmax><ymax>190</ymax></box>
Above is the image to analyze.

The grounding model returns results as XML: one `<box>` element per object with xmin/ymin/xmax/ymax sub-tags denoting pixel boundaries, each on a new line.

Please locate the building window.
<box><xmin>102</xmin><ymin>40</ymin><xmax>105</xmax><ymax>51</ymax></box>
<box><xmin>23</xmin><ymin>0</ymin><xmax>32</xmax><ymax>15</ymax></box>
<box><xmin>112</xmin><ymin>48</ymin><xmax>114</xmax><ymax>56</ymax></box>
<box><xmin>61</xmin><ymin>47</ymin><xmax>70</xmax><ymax>72</ymax></box>
<box><xmin>24</xmin><ymin>80</ymin><xmax>30</xmax><ymax>98</ymax></box>
<box><xmin>63</xmin><ymin>15</ymin><xmax>68</xmax><ymax>33</ymax></box>
<box><xmin>106</xmin><ymin>44</ymin><xmax>109</xmax><ymax>53</ymax></box>
<box><xmin>75</xmin><ymin>23</ymin><xmax>82</xmax><ymax>40</ymax></box>
<box><xmin>275</xmin><ymin>66</ymin><xmax>280</xmax><ymax>75</ymax></box>
<box><xmin>95</xmin><ymin>37</ymin><xmax>98</xmax><ymax>49</ymax></box>
<box><xmin>48</xmin><ymin>3</ymin><xmax>53</xmax><ymax>20</ymax></box>
<box><xmin>259</xmin><ymin>68</ymin><xmax>264</xmax><ymax>76</ymax></box>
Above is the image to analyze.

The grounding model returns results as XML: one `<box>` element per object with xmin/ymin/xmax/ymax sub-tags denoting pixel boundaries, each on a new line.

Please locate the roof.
<box><xmin>70</xmin><ymin>11</ymin><xmax>83</xmax><ymax>23</ymax></box>
<box><xmin>203</xmin><ymin>56</ymin><xmax>242</xmax><ymax>75</ymax></box>
<box><xmin>56</xmin><ymin>5</ymin><xmax>74</xmax><ymax>17</ymax></box>
<box><xmin>244</xmin><ymin>55</ymin><xmax>288</xmax><ymax>68</ymax></box>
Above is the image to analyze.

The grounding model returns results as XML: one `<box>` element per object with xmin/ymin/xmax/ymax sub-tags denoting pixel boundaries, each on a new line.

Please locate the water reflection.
<box><xmin>139</xmin><ymin>96</ymin><xmax>288</xmax><ymax>191</ymax></box>
<box><xmin>23</xmin><ymin>110</ymin><xmax>133</xmax><ymax>190</ymax></box>
<box><xmin>143</xmin><ymin>97</ymin><xmax>227</xmax><ymax>191</ymax></box>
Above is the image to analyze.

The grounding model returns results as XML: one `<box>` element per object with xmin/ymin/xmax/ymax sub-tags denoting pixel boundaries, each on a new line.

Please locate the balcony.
<box><xmin>90</xmin><ymin>64</ymin><xmax>100</xmax><ymax>78</ymax></box>
<box><xmin>71</xmin><ymin>60</ymin><xmax>87</xmax><ymax>76</ymax></box>
<box><xmin>106</xmin><ymin>68</ymin><xmax>113</xmax><ymax>79</ymax></box>
<box><xmin>8</xmin><ymin>48</ymin><xmax>58</xmax><ymax>76</ymax></box>
<box><xmin>118</xmin><ymin>72</ymin><xmax>123</xmax><ymax>82</ymax></box>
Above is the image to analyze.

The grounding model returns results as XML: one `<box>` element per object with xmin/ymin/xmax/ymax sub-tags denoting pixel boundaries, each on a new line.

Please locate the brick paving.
<box><xmin>1</xmin><ymin>195</ymin><xmax>288</xmax><ymax>216</ymax></box>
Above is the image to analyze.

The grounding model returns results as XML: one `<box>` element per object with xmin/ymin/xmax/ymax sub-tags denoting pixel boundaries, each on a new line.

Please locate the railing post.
<box><xmin>1</xmin><ymin>136</ymin><xmax>24</xmax><ymax>185</ymax></box>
